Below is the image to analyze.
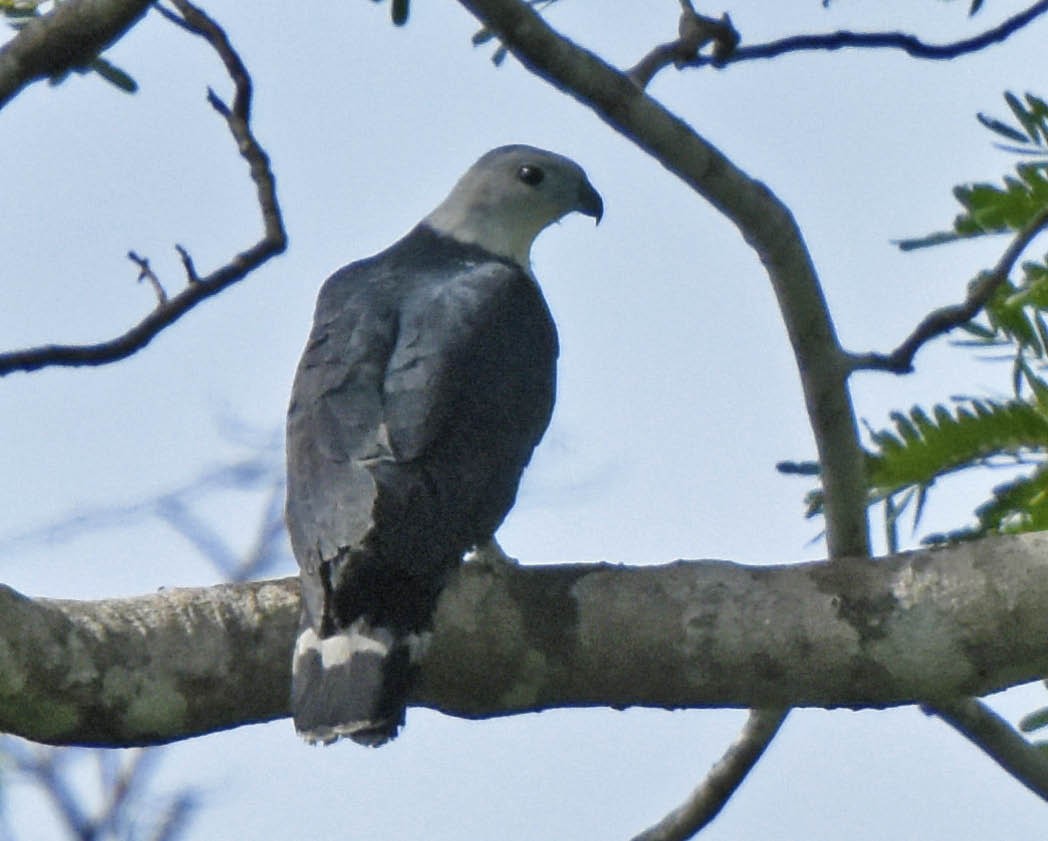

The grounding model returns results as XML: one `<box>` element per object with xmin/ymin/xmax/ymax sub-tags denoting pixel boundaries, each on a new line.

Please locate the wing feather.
<box><xmin>286</xmin><ymin>230</ymin><xmax>557</xmax><ymax>632</ymax></box>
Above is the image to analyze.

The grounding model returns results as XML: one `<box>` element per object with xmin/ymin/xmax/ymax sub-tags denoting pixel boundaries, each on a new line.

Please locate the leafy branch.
<box><xmin>786</xmin><ymin>92</ymin><xmax>1048</xmax><ymax>551</ymax></box>
<box><xmin>848</xmin><ymin>94</ymin><xmax>1048</xmax><ymax>375</ymax></box>
<box><xmin>786</xmin><ymin>396</ymin><xmax>1048</xmax><ymax>545</ymax></box>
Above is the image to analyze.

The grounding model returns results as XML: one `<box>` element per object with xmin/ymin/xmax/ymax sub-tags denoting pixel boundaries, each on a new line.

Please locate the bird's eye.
<box><xmin>517</xmin><ymin>164</ymin><xmax>544</xmax><ymax>186</ymax></box>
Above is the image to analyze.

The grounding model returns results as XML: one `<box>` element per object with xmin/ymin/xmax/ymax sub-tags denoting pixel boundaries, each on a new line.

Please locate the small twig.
<box><xmin>924</xmin><ymin>697</ymin><xmax>1048</xmax><ymax>801</ymax></box>
<box><xmin>628</xmin><ymin>3</ymin><xmax>738</xmax><ymax>88</ymax></box>
<box><xmin>175</xmin><ymin>244</ymin><xmax>199</xmax><ymax>283</ymax></box>
<box><xmin>848</xmin><ymin>207</ymin><xmax>1048</xmax><ymax>374</ymax></box>
<box><xmin>683</xmin><ymin>0</ymin><xmax>1048</xmax><ymax>70</ymax></box>
<box><xmin>0</xmin><ymin>0</ymin><xmax>286</xmax><ymax>377</ymax></box>
<box><xmin>127</xmin><ymin>250</ymin><xmax>169</xmax><ymax>306</ymax></box>
<box><xmin>630</xmin><ymin>708</ymin><xmax>788</xmax><ymax>841</ymax></box>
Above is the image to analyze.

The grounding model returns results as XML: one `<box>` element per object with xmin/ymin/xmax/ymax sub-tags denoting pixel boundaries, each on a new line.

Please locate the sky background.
<box><xmin>2</xmin><ymin>0</ymin><xmax>1048</xmax><ymax>837</ymax></box>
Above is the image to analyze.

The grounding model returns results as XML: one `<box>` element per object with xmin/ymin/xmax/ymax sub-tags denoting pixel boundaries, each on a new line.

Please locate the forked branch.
<box><xmin>848</xmin><ymin>207</ymin><xmax>1048</xmax><ymax>374</ymax></box>
<box><xmin>0</xmin><ymin>0</ymin><xmax>286</xmax><ymax>377</ymax></box>
<box><xmin>684</xmin><ymin>1</ymin><xmax>1048</xmax><ymax>70</ymax></box>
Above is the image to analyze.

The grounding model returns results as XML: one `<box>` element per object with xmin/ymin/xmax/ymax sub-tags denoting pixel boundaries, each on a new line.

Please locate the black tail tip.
<box><xmin>291</xmin><ymin>621</ymin><xmax>413</xmax><ymax>746</ymax></box>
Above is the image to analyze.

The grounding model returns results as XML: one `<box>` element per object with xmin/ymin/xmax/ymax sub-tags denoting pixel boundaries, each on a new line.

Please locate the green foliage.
<box><xmin>2</xmin><ymin>0</ymin><xmax>138</xmax><ymax>93</ymax></box>
<box><xmin>786</xmin><ymin>93</ymin><xmax>1048</xmax><ymax>548</ymax></box>
<box><xmin>1020</xmin><ymin>705</ymin><xmax>1048</xmax><ymax>734</ymax></box>
<box><xmin>898</xmin><ymin>93</ymin><xmax>1048</xmax><ymax>250</ymax></box>
<box><xmin>789</xmin><ymin>396</ymin><xmax>1048</xmax><ymax>545</ymax></box>
<box><xmin>897</xmin><ymin>93</ymin><xmax>1048</xmax><ymax>374</ymax></box>
<box><xmin>866</xmin><ymin>400</ymin><xmax>1048</xmax><ymax>501</ymax></box>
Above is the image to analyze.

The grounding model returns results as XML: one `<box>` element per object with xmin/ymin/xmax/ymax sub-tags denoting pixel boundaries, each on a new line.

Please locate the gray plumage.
<box><xmin>285</xmin><ymin>145</ymin><xmax>602</xmax><ymax>745</ymax></box>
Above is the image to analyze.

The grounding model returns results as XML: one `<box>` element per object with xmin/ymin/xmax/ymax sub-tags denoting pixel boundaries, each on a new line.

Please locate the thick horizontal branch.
<box><xmin>5</xmin><ymin>532</ymin><xmax>1048</xmax><ymax>747</ymax></box>
<box><xmin>683</xmin><ymin>1</ymin><xmax>1048</xmax><ymax>69</ymax></box>
<box><xmin>0</xmin><ymin>0</ymin><xmax>151</xmax><ymax>110</ymax></box>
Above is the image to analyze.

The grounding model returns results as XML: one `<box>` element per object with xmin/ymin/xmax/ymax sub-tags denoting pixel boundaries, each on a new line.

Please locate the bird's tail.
<box><xmin>291</xmin><ymin>613</ymin><xmax>415</xmax><ymax>746</ymax></box>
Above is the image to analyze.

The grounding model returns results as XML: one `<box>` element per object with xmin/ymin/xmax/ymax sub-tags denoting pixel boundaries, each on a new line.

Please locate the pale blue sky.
<box><xmin>3</xmin><ymin>1</ymin><xmax>1047</xmax><ymax>837</ymax></box>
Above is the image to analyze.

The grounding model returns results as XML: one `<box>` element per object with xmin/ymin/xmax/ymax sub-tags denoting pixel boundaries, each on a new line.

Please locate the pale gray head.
<box><xmin>423</xmin><ymin>144</ymin><xmax>603</xmax><ymax>267</ymax></box>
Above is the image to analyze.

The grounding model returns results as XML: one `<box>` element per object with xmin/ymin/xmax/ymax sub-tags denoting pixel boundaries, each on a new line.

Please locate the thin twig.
<box><xmin>175</xmin><ymin>243</ymin><xmax>200</xmax><ymax>283</ymax></box>
<box><xmin>128</xmin><ymin>251</ymin><xmax>169</xmax><ymax>306</ymax></box>
<box><xmin>630</xmin><ymin>708</ymin><xmax>788</xmax><ymax>841</ymax></box>
<box><xmin>0</xmin><ymin>0</ymin><xmax>286</xmax><ymax>377</ymax></box>
<box><xmin>684</xmin><ymin>0</ymin><xmax>1048</xmax><ymax>69</ymax></box>
<box><xmin>923</xmin><ymin>697</ymin><xmax>1048</xmax><ymax>801</ymax></box>
<box><xmin>848</xmin><ymin>206</ymin><xmax>1048</xmax><ymax>374</ymax></box>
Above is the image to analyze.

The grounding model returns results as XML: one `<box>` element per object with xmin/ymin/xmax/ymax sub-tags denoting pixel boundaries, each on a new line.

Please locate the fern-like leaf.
<box><xmin>792</xmin><ymin>399</ymin><xmax>1048</xmax><ymax>535</ymax></box>
<box><xmin>866</xmin><ymin>399</ymin><xmax>1048</xmax><ymax>499</ymax></box>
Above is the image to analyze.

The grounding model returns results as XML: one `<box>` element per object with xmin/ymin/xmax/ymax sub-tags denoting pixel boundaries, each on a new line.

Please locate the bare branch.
<box><xmin>628</xmin><ymin>5</ymin><xmax>738</xmax><ymax>89</ymax></box>
<box><xmin>683</xmin><ymin>1</ymin><xmax>1048</xmax><ymax>70</ymax></box>
<box><xmin>630</xmin><ymin>708</ymin><xmax>787</xmax><ymax>841</ymax></box>
<box><xmin>3</xmin><ymin>741</ymin><xmax>199</xmax><ymax>840</ymax></box>
<box><xmin>0</xmin><ymin>0</ymin><xmax>152</xmax><ymax>110</ymax></box>
<box><xmin>127</xmin><ymin>251</ymin><xmax>169</xmax><ymax>306</ymax></box>
<box><xmin>174</xmin><ymin>244</ymin><xmax>199</xmax><ymax>283</ymax></box>
<box><xmin>848</xmin><ymin>207</ymin><xmax>1048</xmax><ymax>374</ymax></box>
<box><xmin>924</xmin><ymin>697</ymin><xmax>1048</xmax><ymax>800</ymax></box>
<box><xmin>5</xmin><ymin>534</ymin><xmax>1048</xmax><ymax>747</ymax></box>
<box><xmin>0</xmin><ymin>0</ymin><xmax>287</xmax><ymax>378</ymax></box>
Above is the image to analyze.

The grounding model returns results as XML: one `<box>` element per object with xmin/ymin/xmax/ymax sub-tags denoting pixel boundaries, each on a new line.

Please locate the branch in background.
<box><xmin>923</xmin><ymin>697</ymin><xmax>1048</xmax><ymax>800</ymax></box>
<box><xmin>0</xmin><ymin>0</ymin><xmax>152</xmax><ymax>109</ymax></box>
<box><xmin>848</xmin><ymin>206</ymin><xmax>1048</xmax><ymax>374</ymax></box>
<box><xmin>156</xmin><ymin>476</ymin><xmax>287</xmax><ymax>583</ymax></box>
<box><xmin>3</xmin><ymin>740</ymin><xmax>199</xmax><ymax>841</ymax></box>
<box><xmin>7</xmin><ymin>535</ymin><xmax>1048</xmax><ymax>748</ymax></box>
<box><xmin>0</xmin><ymin>0</ymin><xmax>287</xmax><ymax>377</ymax></box>
<box><xmin>682</xmin><ymin>0</ymin><xmax>1048</xmax><ymax>70</ymax></box>
<box><xmin>0</xmin><ymin>445</ymin><xmax>282</xmax><ymax>557</ymax></box>
<box><xmin>629</xmin><ymin>708</ymin><xmax>787</xmax><ymax>841</ymax></box>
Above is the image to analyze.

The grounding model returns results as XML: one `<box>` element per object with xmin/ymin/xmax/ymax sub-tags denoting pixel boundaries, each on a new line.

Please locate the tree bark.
<box><xmin>3</xmin><ymin>532</ymin><xmax>1048</xmax><ymax>747</ymax></box>
<box><xmin>0</xmin><ymin>0</ymin><xmax>152</xmax><ymax>110</ymax></box>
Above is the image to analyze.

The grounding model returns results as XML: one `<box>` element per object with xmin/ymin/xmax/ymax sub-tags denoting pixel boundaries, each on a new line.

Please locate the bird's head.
<box><xmin>424</xmin><ymin>145</ymin><xmax>602</xmax><ymax>267</ymax></box>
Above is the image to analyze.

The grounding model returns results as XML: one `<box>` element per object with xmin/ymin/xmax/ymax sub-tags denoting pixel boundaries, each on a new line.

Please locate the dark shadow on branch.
<box><xmin>0</xmin><ymin>0</ymin><xmax>287</xmax><ymax>378</ymax></box>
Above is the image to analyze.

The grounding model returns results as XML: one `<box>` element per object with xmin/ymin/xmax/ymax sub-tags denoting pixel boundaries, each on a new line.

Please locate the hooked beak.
<box><xmin>577</xmin><ymin>177</ymin><xmax>604</xmax><ymax>224</ymax></box>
